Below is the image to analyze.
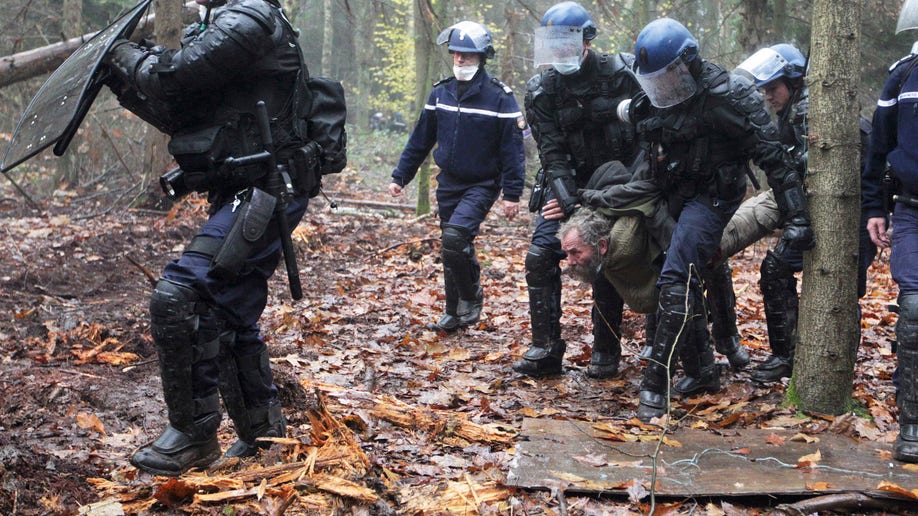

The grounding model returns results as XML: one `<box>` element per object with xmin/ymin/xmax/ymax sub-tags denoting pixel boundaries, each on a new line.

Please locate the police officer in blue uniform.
<box><xmin>512</xmin><ymin>1</ymin><xmax>642</xmax><ymax>379</ymax></box>
<box><xmin>103</xmin><ymin>0</ymin><xmax>324</xmax><ymax>475</ymax></box>
<box><xmin>863</xmin><ymin>0</ymin><xmax>918</xmax><ymax>463</ymax></box>
<box><xmin>388</xmin><ymin>21</ymin><xmax>525</xmax><ymax>332</ymax></box>
<box><xmin>625</xmin><ymin>18</ymin><xmax>814</xmax><ymax>421</ymax></box>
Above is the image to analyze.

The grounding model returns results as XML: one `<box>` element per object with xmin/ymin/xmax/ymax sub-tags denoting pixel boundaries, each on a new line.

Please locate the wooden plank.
<box><xmin>508</xmin><ymin>418</ymin><xmax>918</xmax><ymax>496</ymax></box>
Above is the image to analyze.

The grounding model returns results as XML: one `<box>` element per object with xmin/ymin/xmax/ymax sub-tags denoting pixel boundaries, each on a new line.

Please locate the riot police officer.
<box><xmin>103</xmin><ymin>0</ymin><xmax>323</xmax><ymax>475</ymax></box>
<box><xmin>735</xmin><ymin>43</ymin><xmax>809</xmax><ymax>382</ymax></box>
<box><xmin>513</xmin><ymin>1</ymin><xmax>641</xmax><ymax>378</ymax></box>
<box><xmin>625</xmin><ymin>19</ymin><xmax>814</xmax><ymax>421</ymax></box>
<box><xmin>863</xmin><ymin>0</ymin><xmax>918</xmax><ymax>463</ymax></box>
<box><xmin>388</xmin><ymin>21</ymin><xmax>525</xmax><ymax>332</ymax></box>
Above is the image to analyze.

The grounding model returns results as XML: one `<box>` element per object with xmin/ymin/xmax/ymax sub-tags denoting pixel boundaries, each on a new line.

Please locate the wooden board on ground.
<box><xmin>508</xmin><ymin>418</ymin><xmax>918</xmax><ymax>496</ymax></box>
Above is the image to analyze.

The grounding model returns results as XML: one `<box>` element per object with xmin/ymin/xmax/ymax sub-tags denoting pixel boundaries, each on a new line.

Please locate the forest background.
<box><xmin>0</xmin><ymin>0</ymin><xmax>916</xmax><ymax>514</ymax></box>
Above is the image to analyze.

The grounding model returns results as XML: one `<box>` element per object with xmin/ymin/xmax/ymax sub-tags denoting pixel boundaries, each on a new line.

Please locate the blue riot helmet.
<box><xmin>535</xmin><ymin>2</ymin><xmax>596</xmax><ymax>75</ymax></box>
<box><xmin>541</xmin><ymin>2</ymin><xmax>597</xmax><ymax>40</ymax></box>
<box><xmin>436</xmin><ymin>21</ymin><xmax>495</xmax><ymax>59</ymax></box>
<box><xmin>633</xmin><ymin>18</ymin><xmax>699</xmax><ymax>108</ymax></box>
<box><xmin>736</xmin><ymin>43</ymin><xmax>805</xmax><ymax>87</ymax></box>
<box><xmin>898</xmin><ymin>0</ymin><xmax>918</xmax><ymax>33</ymax></box>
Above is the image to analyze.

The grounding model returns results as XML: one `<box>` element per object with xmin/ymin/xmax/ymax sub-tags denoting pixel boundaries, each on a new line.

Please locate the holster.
<box><xmin>210</xmin><ymin>188</ymin><xmax>277</xmax><ymax>280</ymax></box>
<box><xmin>884</xmin><ymin>167</ymin><xmax>901</xmax><ymax>214</ymax></box>
<box><xmin>528</xmin><ymin>168</ymin><xmax>547</xmax><ymax>213</ymax></box>
<box><xmin>289</xmin><ymin>141</ymin><xmax>322</xmax><ymax>197</ymax></box>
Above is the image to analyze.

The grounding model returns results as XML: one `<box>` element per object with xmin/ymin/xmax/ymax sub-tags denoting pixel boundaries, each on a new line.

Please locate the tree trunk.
<box><xmin>321</xmin><ymin>0</ymin><xmax>334</xmax><ymax>77</ymax></box>
<box><xmin>58</xmin><ymin>0</ymin><xmax>83</xmax><ymax>186</ymax></box>
<box><xmin>738</xmin><ymin>0</ymin><xmax>768</xmax><ymax>56</ymax></box>
<box><xmin>141</xmin><ymin>0</ymin><xmax>183</xmax><ymax>198</ymax></box>
<box><xmin>350</xmin><ymin>0</ymin><xmax>375</xmax><ymax>133</ymax></box>
<box><xmin>795</xmin><ymin>0</ymin><xmax>863</xmax><ymax>414</ymax></box>
<box><xmin>411</xmin><ymin>0</ymin><xmax>435</xmax><ymax>216</ymax></box>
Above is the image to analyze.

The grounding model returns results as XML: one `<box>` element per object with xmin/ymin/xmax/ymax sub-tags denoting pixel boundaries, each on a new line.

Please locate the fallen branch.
<box><xmin>775</xmin><ymin>492</ymin><xmax>908</xmax><ymax>514</ymax></box>
<box><xmin>125</xmin><ymin>254</ymin><xmax>157</xmax><ymax>288</ymax></box>
<box><xmin>374</xmin><ymin>237</ymin><xmax>437</xmax><ymax>255</ymax></box>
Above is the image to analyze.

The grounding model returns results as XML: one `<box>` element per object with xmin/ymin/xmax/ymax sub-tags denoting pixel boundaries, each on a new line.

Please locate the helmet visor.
<box><xmin>534</xmin><ymin>25</ymin><xmax>584</xmax><ymax>68</ymax></box>
<box><xmin>899</xmin><ymin>0</ymin><xmax>918</xmax><ymax>33</ymax></box>
<box><xmin>437</xmin><ymin>21</ymin><xmax>490</xmax><ymax>53</ymax></box>
<box><xmin>635</xmin><ymin>56</ymin><xmax>697</xmax><ymax>108</ymax></box>
<box><xmin>735</xmin><ymin>48</ymin><xmax>787</xmax><ymax>85</ymax></box>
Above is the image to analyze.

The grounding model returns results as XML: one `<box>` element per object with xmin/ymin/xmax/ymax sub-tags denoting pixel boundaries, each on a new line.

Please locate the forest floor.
<box><xmin>0</xmin><ymin>143</ymin><xmax>915</xmax><ymax>515</ymax></box>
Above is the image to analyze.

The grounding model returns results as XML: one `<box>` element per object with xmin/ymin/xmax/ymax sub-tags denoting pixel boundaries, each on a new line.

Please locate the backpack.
<box><xmin>305</xmin><ymin>76</ymin><xmax>348</xmax><ymax>175</ymax></box>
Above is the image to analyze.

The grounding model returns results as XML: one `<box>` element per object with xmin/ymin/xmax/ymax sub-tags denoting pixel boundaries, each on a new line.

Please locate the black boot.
<box><xmin>587</xmin><ymin>275</ymin><xmax>623</xmax><ymax>379</ymax></box>
<box><xmin>705</xmin><ymin>261</ymin><xmax>749</xmax><ymax>369</ymax></box>
<box><xmin>638</xmin><ymin>283</ymin><xmax>693</xmax><ymax>421</ymax></box>
<box><xmin>674</xmin><ymin>300</ymin><xmax>721</xmax><ymax>397</ymax></box>
<box><xmin>131</xmin><ymin>280</ymin><xmax>222</xmax><ymax>476</ymax></box>
<box><xmin>442</xmin><ymin>225</ymin><xmax>484</xmax><ymax>328</ymax></box>
<box><xmin>751</xmin><ymin>251</ymin><xmax>797</xmax><ymax>383</ymax></box>
<box><xmin>639</xmin><ymin>312</ymin><xmax>656</xmax><ymax>359</ymax></box>
<box><xmin>218</xmin><ymin>332</ymin><xmax>286</xmax><ymax>459</ymax></box>
<box><xmin>514</xmin><ymin>246</ymin><xmax>565</xmax><ymax>376</ymax></box>
<box><xmin>895</xmin><ymin>294</ymin><xmax>918</xmax><ymax>463</ymax></box>
<box><xmin>434</xmin><ymin>267</ymin><xmax>461</xmax><ymax>331</ymax></box>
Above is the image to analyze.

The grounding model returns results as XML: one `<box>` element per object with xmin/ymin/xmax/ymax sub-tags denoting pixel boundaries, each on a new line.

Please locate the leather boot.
<box><xmin>637</xmin><ymin>283</ymin><xmax>692</xmax><ymax>422</ymax></box>
<box><xmin>895</xmin><ymin>294</ymin><xmax>918</xmax><ymax>463</ymax></box>
<box><xmin>752</xmin><ymin>251</ymin><xmax>797</xmax><ymax>383</ymax></box>
<box><xmin>587</xmin><ymin>275</ymin><xmax>623</xmax><ymax>379</ymax></box>
<box><xmin>639</xmin><ymin>312</ymin><xmax>656</xmax><ymax>359</ymax></box>
<box><xmin>514</xmin><ymin>246</ymin><xmax>565</xmax><ymax>376</ymax></box>
<box><xmin>442</xmin><ymin>225</ymin><xmax>483</xmax><ymax>328</ymax></box>
<box><xmin>132</xmin><ymin>280</ymin><xmax>223</xmax><ymax>476</ymax></box>
<box><xmin>434</xmin><ymin>267</ymin><xmax>461</xmax><ymax>331</ymax></box>
<box><xmin>705</xmin><ymin>261</ymin><xmax>749</xmax><ymax>369</ymax></box>
<box><xmin>218</xmin><ymin>332</ymin><xmax>286</xmax><ymax>459</ymax></box>
<box><xmin>674</xmin><ymin>303</ymin><xmax>721</xmax><ymax>397</ymax></box>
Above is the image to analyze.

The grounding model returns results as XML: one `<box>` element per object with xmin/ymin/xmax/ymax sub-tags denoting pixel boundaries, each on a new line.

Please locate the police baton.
<box><xmin>255</xmin><ymin>101</ymin><xmax>303</xmax><ymax>300</ymax></box>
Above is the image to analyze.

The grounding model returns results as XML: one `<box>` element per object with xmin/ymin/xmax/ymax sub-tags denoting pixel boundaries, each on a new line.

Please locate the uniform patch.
<box><xmin>517</xmin><ymin>116</ymin><xmax>528</xmax><ymax>130</ymax></box>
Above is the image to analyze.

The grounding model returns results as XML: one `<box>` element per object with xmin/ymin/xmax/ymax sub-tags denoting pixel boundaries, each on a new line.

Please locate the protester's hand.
<box><xmin>541</xmin><ymin>198</ymin><xmax>567</xmax><ymax>220</ymax></box>
<box><xmin>388</xmin><ymin>183</ymin><xmax>402</xmax><ymax>197</ymax></box>
<box><xmin>867</xmin><ymin>216</ymin><xmax>890</xmax><ymax>249</ymax></box>
<box><xmin>502</xmin><ymin>200</ymin><xmax>519</xmax><ymax>220</ymax></box>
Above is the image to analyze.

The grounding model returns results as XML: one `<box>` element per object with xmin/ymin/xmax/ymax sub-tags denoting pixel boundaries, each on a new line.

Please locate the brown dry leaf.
<box><xmin>796</xmin><ymin>449</ymin><xmax>822</xmax><ymax>468</ymax></box>
<box><xmin>806</xmin><ymin>481</ymin><xmax>831</xmax><ymax>490</ymax></box>
<box><xmin>877</xmin><ymin>480</ymin><xmax>918</xmax><ymax>500</ymax></box>
<box><xmin>572</xmin><ymin>453</ymin><xmax>609</xmax><ymax>468</ymax></box>
<box><xmin>154</xmin><ymin>478</ymin><xmax>198</xmax><ymax>507</ymax></box>
<box><xmin>903</xmin><ymin>463</ymin><xmax>918</xmax><ymax>472</ymax></box>
<box><xmin>765</xmin><ymin>433</ymin><xmax>786</xmax><ymax>446</ymax></box>
<box><xmin>790</xmin><ymin>433</ymin><xmax>819</xmax><ymax>443</ymax></box>
<box><xmin>730</xmin><ymin>448</ymin><xmax>750</xmax><ymax>456</ymax></box>
<box><xmin>76</xmin><ymin>412</ymin><xmax>106</xmax><ymax>435</ymax></box>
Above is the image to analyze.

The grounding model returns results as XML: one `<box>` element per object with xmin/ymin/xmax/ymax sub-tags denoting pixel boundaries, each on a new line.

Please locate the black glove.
<box><xmin>782</xmin><ymin>215</ymin><xmax>815</xmax><ymax>251</ymax></box>
<box><xmin>547</xmin><ymin>166</ymin><xmax>578</xmax><ymax>217</ymax></box>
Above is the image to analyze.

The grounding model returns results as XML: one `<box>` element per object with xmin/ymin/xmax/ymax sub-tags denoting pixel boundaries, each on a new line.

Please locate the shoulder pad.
<box><xmin>728</xmin><ymin>71</ymin><xmax>757</xmax><ymax>99</ymax></box>
<box><xmin>700</xmin><ymin>62</ymin><xmax>730</xmax><ymax>95</ymax></box>
<box><xmin>890</xmin><ymin>54</ymin><xmax>918</xmax><ymax>73</ymax></box>
<box><xmin>597</xmin><ymin>53</ymin><xmax>629</xmax><ymax>76</ymax></box>
<box><xmin>220</xmin><ymin>0</ymin><xmax>276</xmax><ymax>32</ymax></box>
<box><xmin>532</xmin><ymin>69</ymin><xmax>559</xmax><ymax>94</ymax></box>
<box><xmin>433</xmin><ymin>76</ymin><xmax>455</xmax><ymax>87</ymax></box>
<box><xmin>491</xmin><ymin>77</ymin><xmax>513</xmax><ymax>95</ymax></box>
<box><xmin>619</xmin><ymin>52</ymin><xmax>636</xmax><ymax>69</ymax></box>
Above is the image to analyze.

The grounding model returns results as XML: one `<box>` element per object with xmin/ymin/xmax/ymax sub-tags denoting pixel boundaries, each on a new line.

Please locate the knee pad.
<box><xmin>525</xmin><ymin>245</ymin><xmax>560</xmax><ymax>286</ymax></box>
<box><xmin>442</xmin><ymin>225</ymin><xmax>472</xmax><ymax>253</ymax></box>
<box><xmin>150</xmin><ymin>279</ymin><xmax>202</xmax><ymax>345</ymax></box>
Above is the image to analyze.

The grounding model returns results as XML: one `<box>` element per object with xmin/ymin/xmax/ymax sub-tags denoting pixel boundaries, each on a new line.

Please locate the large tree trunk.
<box><xmin>738</xmin><ymin>0</ymin><xmax>768</xmax><ymax>56</ymax></box>
<box><xmin>795</xmin><ymin>0</ymin><xmax>863</xmax><ymax>413</ymax></box>
<box><xmin>141</xmin><ymin>0</ymin><xmax>183</xmax><ymax>198</ymax></box>
<box><xmin>350</xmin><ymin>0</ymin><xmax>375</xmax><ymax>133</ymax></box>
<box><xmin>321</xmin><ymin>0</ymin><xmax>334</xmax><ymax>77</ymax></box>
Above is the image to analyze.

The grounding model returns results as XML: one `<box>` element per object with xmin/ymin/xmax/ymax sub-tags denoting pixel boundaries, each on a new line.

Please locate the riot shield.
<box><xmin>1</xmin><ymin>0</ymin><xmax>152</xmax><ymax>173</ymax></box>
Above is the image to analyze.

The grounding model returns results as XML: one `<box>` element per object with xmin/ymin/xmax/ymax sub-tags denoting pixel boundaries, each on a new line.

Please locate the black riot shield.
<box><xmin>1</xmin><ymin>0</ymin><xmax>152</xmax><ymax>174</ymax></box>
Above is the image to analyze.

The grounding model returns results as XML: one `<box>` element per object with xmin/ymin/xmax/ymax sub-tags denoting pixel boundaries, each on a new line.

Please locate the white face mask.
<box><xmin>453</xmin><ymin>64</ymin><xmax>479</xmax><ymax>81</ymax></box>
<box><xmin>553</xmin><ymin>62</ymin><xmax>581</xmax><ymax>75</ymax></box>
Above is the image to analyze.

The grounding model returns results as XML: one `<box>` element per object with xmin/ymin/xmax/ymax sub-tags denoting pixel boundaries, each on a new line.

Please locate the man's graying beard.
<box><xmin>564</xmin><ymin>247</ymin><xmax>603</xmax><ymax>284</ymax></box>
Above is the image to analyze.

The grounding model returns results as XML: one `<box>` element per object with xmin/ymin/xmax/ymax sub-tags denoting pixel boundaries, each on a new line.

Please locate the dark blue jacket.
<box><xmin>864</xmin><ymin>53</ymin><xmax>918</xmax><ymax>218</ymax></box>
<box><xmin>391</xmin><ymin>70</ymin><xmax>526</xmax><ymax>201</ymax></box>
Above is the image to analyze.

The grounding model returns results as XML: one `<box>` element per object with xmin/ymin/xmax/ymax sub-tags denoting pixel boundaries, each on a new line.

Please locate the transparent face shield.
<box><xmin>534</xmin><ymin>25</ymin><xmax>584</xmax><ymax>70</ymax></box>
<box><xmin>899</xmin><ymin>0</ymin><xmax>918</xmax><ymax>34</ymax></box>
<box><xmin>735</xmin><ymin>48</ymin><xmax>787</xmax><ymax>85</ymax></box>
<box><xmin>635</xmin><ymin>57</ymin><xmax>698</xmax><ymax>108</ymax></box>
